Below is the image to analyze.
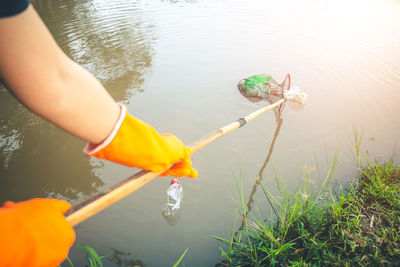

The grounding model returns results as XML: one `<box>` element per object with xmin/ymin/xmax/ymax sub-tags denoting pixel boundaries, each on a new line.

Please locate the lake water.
<box><xmin>1</xmin><ymin>0</ymin><xmax>400</xmax><ymax>265</ymax></box>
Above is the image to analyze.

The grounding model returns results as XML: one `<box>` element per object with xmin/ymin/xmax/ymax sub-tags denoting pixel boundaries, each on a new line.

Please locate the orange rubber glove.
<box><xmin>0</xmin><ymin>198</ymin><xmax>75</xmax><ymax>267</ymax></box>
<box><xmin>84</xmin><ymin>104</ymin><xmax>197</xmax><ymax>178</ymax></box>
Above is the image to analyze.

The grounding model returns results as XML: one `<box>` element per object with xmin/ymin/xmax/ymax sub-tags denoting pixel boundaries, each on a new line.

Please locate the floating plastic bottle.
<box><xmin>161</xmin><ymin>179</ymin><xmax>183</xmax><ymax>218</ymax></box>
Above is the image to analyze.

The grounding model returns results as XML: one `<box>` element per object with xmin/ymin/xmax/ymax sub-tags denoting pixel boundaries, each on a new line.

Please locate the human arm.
<box><xmin>0</xmin><ymin>4</ymin><xmax>197</xmax><ymax>178</ymax></box>
<box><xmin>0</xmin><ymin>5</ymin><xmax>119</xmax><ymax>144</ymax></box>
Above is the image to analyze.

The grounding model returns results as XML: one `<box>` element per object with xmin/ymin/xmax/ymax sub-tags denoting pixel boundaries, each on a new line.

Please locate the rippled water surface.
<box><xmin>1</xmin><ymin>0</ymin><xmax>400</xmax><ymax>265</ymax></box>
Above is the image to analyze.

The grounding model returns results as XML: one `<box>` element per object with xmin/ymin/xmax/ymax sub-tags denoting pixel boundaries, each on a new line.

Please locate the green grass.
<box><xmin>60</xmin><ymin>244</ymin><xmax>104</xmax><ymax>267</ymax></box>
<box><xmin>173</xmin><ymin>248</ymin><xmax>190</xmax><ymax>267</ymax></box>
<box><xmin>61</xmin><ymin>244</ymin><xmax>189</xmax><ymax>267</ymax></box>
<box><xmin>215</xmin><ymin>156</ymin><xmax>400</xmax><ymax>266</ymax></box>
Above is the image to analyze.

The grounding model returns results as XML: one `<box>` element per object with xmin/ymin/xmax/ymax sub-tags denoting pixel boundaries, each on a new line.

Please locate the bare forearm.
<box><xmin>0</xmin><ymin>5</ymin><xmax>119</xmax><ymax>144</ymax></box>
<box><xmin>32</xmin><ymin>59</ymin><xmax>120</xmax><ymax>144</ymax></box>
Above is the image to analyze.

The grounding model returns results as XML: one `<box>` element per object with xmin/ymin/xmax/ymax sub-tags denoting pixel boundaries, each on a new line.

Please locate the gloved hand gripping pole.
<box><xmin>65</xmin><ymin>98</ymin><xmax>286</xmax><ymax>226</ymax></box>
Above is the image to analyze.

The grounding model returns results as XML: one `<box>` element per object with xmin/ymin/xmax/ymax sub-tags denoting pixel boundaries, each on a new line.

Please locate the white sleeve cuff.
<box><xmin>83</xmin><ymin>104</ymin><xmax>127</xmax><ymax>155</ymax></box>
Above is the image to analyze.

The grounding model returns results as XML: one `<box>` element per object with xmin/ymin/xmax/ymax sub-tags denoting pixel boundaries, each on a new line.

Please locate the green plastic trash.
<box><xmin>238</xmin><ymin>74</ymin><xmax>281</xmax><ymax>98</ymax></box>
<box><xmin>238</xmin><ymin>73</ymin><xmax>306</xmax><ymax>104</ymax></box>
<box><xmin>243</xmin><ymin>75</ymin><xmax>271</xmax><ymax>89</ymax></box>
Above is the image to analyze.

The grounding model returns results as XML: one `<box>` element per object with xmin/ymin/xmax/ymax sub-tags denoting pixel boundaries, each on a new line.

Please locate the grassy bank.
<box><xmin>215</xmin><ymin>159</ymin><xmax>400</xmax><ymax>266</ymax></box>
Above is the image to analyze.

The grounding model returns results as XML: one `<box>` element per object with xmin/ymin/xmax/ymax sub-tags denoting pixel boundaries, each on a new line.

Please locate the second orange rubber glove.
<box><xmin>84</xmin><ymin>104</ymin><xmax>197</xmax><ymax>178</ymax></box>
<box><xmin>0</xmin><ymin>198</ymin><xmax>75</xmax><ymax>267</ymax></box>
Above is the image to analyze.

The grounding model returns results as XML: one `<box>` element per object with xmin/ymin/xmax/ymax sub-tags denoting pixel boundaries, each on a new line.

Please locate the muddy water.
<box><xmin>1</xmin><ymin>0</ymin><xmax>400</xmax><ymax>265</ymax></box>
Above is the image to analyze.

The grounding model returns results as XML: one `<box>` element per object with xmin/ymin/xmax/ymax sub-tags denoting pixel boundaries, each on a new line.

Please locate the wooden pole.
<box><xmin>65</xmin><ymin>98</ymin><xmax>286</xmax><ymax>226</ymax></box>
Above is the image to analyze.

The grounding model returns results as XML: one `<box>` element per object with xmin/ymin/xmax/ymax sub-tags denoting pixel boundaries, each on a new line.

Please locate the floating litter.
<box><xmin>238</xmin><ymin>74</ymin><xmax>307</xmax><ymax>104</ymax></box>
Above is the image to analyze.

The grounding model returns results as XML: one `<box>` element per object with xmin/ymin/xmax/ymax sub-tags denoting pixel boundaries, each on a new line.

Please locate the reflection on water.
<box><xmin>246</xmin><ymin>111</ymin><xmax>283</xmax><ymax>214</ymax></box>
<box><xmin>0</xmin><ymin>127</ymin><xmax>21</xmax><ymax>170</ymax></box>
<box><xmin>0</xmin><ymin>92</ymin><xmax>105</xmax><ymax>202</ymax></box>
<box><xmin>237</xmin><ymin>105</ymin><xmax>284</xmax><ymax>231</ymax></box>
<box><xmin>33</xmin><ymin>0</ymin><xmax>155</xmax><ymax>102</ymax></box>
<box><xmin>107</xmin><ymin>248</ymin><xmax>146</xmax><ymax>267</ymax></box>
<box><xmin>0</xmin><ymin>89</ymin><xmax>22</xmax><ymax>170</ymax></box>
<box><xmin>0</xmin><ymin>129</ymin><xmax>21</xmax><ymax>169</ymax></box>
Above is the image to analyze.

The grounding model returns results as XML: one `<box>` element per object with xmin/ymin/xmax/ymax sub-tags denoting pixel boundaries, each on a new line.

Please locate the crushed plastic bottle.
<box><xmin>161</xmin><ymin>179</ymin><xmax>183</xmax><ymax>217</ymax></box>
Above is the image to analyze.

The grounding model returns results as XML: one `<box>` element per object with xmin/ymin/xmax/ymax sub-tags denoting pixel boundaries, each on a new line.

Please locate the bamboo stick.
<box><xmin>65</xmin><ymin>98</ymin><xmax>285</xmax><ymax>226</ymax></box>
